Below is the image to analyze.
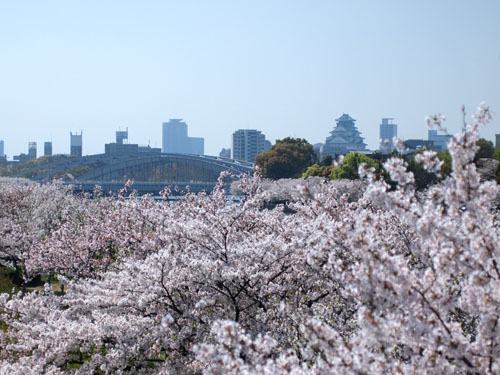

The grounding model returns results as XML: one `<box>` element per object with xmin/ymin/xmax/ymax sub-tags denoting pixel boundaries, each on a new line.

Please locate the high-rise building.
<box><xmin>428</xmin><ymin>130</ymin><xmax>452</xmax><ymax>152</ymax></box>
<box><xmin>28</xmin><ymin>142</ymin><xmax>37</xmax><ymax>160</ymax></box>
<box><xmin>0</xmin><ymin>140</ymin><xmax>4</xmax><ymax>158</ymax></box>
<box><xmin>162</xmin><ymin>119</ymin><xmax>204</xmax><ymax>155</ymax></box>
<box><xmin>44</xmin><ymin>141</ymin><xmax>52</xmax><ymax>156</ymax></box>
<box><xmin>379</xmin><ymin>118</ymin><xmax>398</xmax><ymax>153</ymax></box>
<box><xmin>232</xmin><ymin>129</ymin><xmax>271</xmax><ymax>163</ymax></box>
<box><xmin>322</xmin><ymin>114</ymin><xmax>367</xmax><ymax>157</ymax></box>
<box><xmin>70</xmin><ymin>131</ymin><xmax>82</xmax><ymax>157</ymax></box>
<box><xmin>162</xmin><ymin>119</ymin><xmax>187</xmax><ymax>153</ymax></box>
<box><xmin>496</xmin><ymin>134</ymin><xmax>500</xmax><ymax>149</ymax></box>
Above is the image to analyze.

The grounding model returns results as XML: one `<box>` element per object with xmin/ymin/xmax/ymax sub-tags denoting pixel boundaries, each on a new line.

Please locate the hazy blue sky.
<box><xmin>1</xmin><ymin>1</ymin><xmax>499</xmax><ymax>158</ymax></box>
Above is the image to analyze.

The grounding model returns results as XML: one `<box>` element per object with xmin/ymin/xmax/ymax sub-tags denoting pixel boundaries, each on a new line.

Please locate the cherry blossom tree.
<box><xmin>0</xmin><ymin>104</ymin><xmax>498</xmax><ymax>375</ymax></box>
<box><xmin>198</xmin><ymin>104</ymin><xmax>500</xmax><ymax>375</ymax></box>
<box><xmin>0</xmin><ymin>179</ymin><xmax>78</xmax><ymax>284</ymax></box>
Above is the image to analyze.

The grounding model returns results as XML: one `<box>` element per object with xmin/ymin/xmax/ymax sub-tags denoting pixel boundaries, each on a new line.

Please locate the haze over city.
<box><xmin>1</xmin><ymin>1</ymin><xmax>499</xmax><ymax>158</ymax></box>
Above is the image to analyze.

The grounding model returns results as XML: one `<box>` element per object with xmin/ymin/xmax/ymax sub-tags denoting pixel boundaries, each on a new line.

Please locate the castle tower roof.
<box><xmin>335</xmin><ymin>113</ymin><xmax>356</xmax><ymax>123</ymax></box>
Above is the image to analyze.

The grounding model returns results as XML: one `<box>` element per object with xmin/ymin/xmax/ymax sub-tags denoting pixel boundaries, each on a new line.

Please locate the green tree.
<box><xmin>438</xmin><ymin>150</ymin><xmax>452</xmax><ymax>177</ymax></box>
<box><xmin>475</xmin><ymin>138</ymin><xmax>494</xmax><ymax>160</ymax></box>
<box><xmin>330</xmin><ymin>152</ymin><xmax>379</xmax><ymax>180</ymax></box>
<box><xmin>302</xmin><ymin>163</ymin><xmax>334</xmax><ymax>179</ymax></box>
<box><xmin>403</xmin><ymin>150</ymin><xmax>452</xmax><ymax>190</ymax></box>
<box><xmin>255</xmin><ymin>137</ymin><xmax>316</xmax><ymax>179</ymax></box>
<box><xmin>320</xmin><ymin>155</ymin><xmax>333</xmax><ymax>167</ymax></box>
<box><xmin>405</xmin><ymin>157</ymin><xmax>438</xmax><ymax>190</ymax></box>
<box><xmin>493</xmin><ymin>147</ymin><xmax>500</xmax><ymax>161</ymax></box>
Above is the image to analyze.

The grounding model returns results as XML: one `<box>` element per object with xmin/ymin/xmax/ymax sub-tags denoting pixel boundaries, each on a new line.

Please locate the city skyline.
<box><xmin>1</xmin><ymin>113</ymin><xmax>498</xmax><ymax>160</ymax></box>
<box><xmin>1</xmin><ymin>1</ymin><xmax>499</xmax><ymax>158</ymax></box>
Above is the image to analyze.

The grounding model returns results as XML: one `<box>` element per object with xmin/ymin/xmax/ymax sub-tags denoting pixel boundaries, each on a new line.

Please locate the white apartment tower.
<box><xmin>232</xmin><ymin>129</ymin><xmax>271</xmax><ymax>163</ymax></box>
<box><xmin>162</xmin><ymin>119</ymin><xmax>204</xmax><ymax>155</ymax></box>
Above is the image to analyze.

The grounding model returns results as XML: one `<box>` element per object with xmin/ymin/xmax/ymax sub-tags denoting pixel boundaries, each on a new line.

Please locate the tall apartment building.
<box><xmin>162</xmin><ymin>119</ymin><xmax>204</xmax><ymax>155</ymax></box>
<box><xmin>44</xmin><ymin>141</ymin><xmax>52</xmax><ymax>156</ymax></box>
<box><xmin>379</xmin><ymin>118</ymin><xmax>398</xmax><ymax>153</ymax></box>
<box><xmin>232</xmin><ymin>129</ymin><xmax>271</xmax><ymax>163</ymax></box>
<box><xmin>70</xmin><ymin>131</ymin><xmax>82</xmax><ymax>157</ymax></box>
<box><xmin>0</xmin><ymin>140</ymin><xmax>4</xmax><ymax>158</ymax></box>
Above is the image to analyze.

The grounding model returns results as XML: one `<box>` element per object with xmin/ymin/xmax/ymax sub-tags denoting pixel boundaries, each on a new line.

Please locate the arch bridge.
<box><xmin>14</xmin><ymin>153</ymin><xmax>253</xmax><ymax>194</ymax></box>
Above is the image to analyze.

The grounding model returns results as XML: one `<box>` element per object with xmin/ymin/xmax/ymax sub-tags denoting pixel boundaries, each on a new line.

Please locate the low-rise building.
<box><xmin>219</xmin><ymin>148</ymin><xmax>231</xmax><ymax>159</ymax></box>
<box><xmin>428</xmin><ymin>130</ymin><xmax>452</xmax><ymax>152</ymax></box>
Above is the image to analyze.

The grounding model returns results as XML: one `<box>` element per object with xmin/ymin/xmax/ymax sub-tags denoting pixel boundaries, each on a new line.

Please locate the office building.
<box><xmin>379</xmin><ymin>118</ymin><xmax>398</xmax><ymax>153</ymax></box>
<box><xmin>28</xmin><ymin>142</ymin><xmax>37</xmax><ymax>160</ymax></box>
<box><xmin>44</xmin><ymin>142</ymin><xmax>52</xmax><ymax>156</ymax></box>
<box><xmin>105</xmin><ymin>142</ymin><xmax>161</xmax><ymax>155</ymax></box>
<box><xmin>116</xmin><ymin>129</ymin><xmax>128</xmax><ymax>145</ymax></box>
<box><xmin>428</xmin><ymin>130</ymin><xmax>452</xmax><ymax>152</ymax></box>
<box><xmin>70</xmin><ymin>131</ymin><xmax>82</xmax><ymax>157</ymax></box>
<box><xmin>496</xmin><ymin>134</ymin><xmax>500</xmax><ymax>149</ymax></box>
<box><xmin>0</xmin><ymin>140</ymin><xmax>4</xmax><ymax>158</ymax></box>
<box><xmin>105</xmin><ymin>128</ymin><xmax>160</xmax><ymax>155</ymax></box>
<box><xmin>232</xmin><ymin>129</ymin><xmax>271</xmax><ymax>163</ymax></box>
<box><xmin>13</xmin><ymin>153</ymin><xmax>31</xmax><ymax>163</ymax></box>
<box><xmin>323</xmin><ymin>114</ymin><xmax>367</xmax><ymax>157</ymax></box>
<box><xmin>162</xmin><ymin>119</ymin><xmax>204</xmax><ymax>155</ymax></box>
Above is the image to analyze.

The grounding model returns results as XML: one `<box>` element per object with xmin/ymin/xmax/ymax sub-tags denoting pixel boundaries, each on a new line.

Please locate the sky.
<box><xmin>1</xmin><ymin>0</ymin><xmax>499</xmax><ymax>158</ymax></box>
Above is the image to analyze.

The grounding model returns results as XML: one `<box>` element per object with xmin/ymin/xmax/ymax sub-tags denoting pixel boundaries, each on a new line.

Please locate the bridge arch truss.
<box><xmin>77</xmin><ymin>153</ymin><xmax>253</xmax><ymax>183</ymax></box>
